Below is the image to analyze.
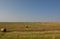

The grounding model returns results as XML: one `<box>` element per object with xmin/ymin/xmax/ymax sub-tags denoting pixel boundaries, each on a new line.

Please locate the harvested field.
<box><xmin>0</xmin><ymin>22</ymin><xmax>60</xmax><ymax>39</ymax></box>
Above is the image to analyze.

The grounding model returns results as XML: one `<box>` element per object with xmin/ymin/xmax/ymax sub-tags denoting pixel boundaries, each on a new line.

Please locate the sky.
<box><xmin>0</xmin><ymin>0</ymin><xmax>60</xmax><ymax>22</ymax></box>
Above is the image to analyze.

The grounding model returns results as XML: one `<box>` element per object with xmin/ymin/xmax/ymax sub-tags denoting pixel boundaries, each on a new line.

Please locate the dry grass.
<box><xmin>0</xmin><ymin>22</ymin><xmax>60</xmax><ymax>39</ymax></box>
<box><xmin>0</xmin><ymin>22</ymin><xmax>60</xmax><ymax>31</ymax></box>
<box><xmin>0</xmin><ymin>31</ymin><xmax>60</xmax><ymax>39</ymax></box>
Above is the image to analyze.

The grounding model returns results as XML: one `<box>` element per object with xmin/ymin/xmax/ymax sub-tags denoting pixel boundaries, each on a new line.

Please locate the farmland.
<box><xmin>0</xmin><ymin>22</ymin><xmax>60</xmax><ymax>39</ymax></box>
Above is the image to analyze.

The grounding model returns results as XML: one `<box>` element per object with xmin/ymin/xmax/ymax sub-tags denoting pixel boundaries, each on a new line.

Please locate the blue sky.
<box><xmin>0</xmin><ymin>0</ymin><xmax>60</xmax><ymax>22</ymax></box>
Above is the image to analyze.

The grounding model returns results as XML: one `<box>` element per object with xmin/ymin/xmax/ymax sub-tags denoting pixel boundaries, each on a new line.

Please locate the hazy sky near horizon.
<box><xmin>0</xmin><ymin>0</ymin><xmax>60</xmax><ymax>22</ymax></box>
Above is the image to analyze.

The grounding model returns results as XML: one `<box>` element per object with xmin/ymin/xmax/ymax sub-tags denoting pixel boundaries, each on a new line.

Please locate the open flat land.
<box><xmin>0</xmin><ymin>22</ymin><xmax>60</xmax><ymax>39</ymax></box>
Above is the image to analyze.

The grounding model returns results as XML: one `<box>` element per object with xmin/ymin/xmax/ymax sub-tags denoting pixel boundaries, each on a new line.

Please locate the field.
<box><xmin>0</xmin><ymin>22</ymin><xmax>60</xmax><ymax>39</ymax></box>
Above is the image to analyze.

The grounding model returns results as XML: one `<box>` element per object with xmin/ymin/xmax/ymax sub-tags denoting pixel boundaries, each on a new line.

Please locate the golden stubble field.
<box><xmin>0</xmin><ymin>22</ymin><xmax>60</xmax><ymax>39</ymax></box>
<box><xmin>0</xmin><ymin>22</ymin><xmax>60</xmax><ymax>31</ymax></box>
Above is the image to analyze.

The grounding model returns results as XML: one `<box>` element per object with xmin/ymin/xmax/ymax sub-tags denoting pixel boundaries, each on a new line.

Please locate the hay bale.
<box><xmin>25</xmin><ymin>26</ymin><xmax>29</xmax><ymax>28</ymax></box>
<box><xmin>1</xmin><ymin>28</ymin><xmax>6</xmax><ymax>32</ymax></box>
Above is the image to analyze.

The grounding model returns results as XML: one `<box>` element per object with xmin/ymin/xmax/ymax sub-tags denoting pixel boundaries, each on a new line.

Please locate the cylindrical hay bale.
<box><xmin>1</xmin><ymin>28</ymin><xmax>6</xmax><ymax>32</ymax></box>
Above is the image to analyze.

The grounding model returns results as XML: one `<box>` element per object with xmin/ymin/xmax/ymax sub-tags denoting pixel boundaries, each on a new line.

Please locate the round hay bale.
<box><xmin>1</xmin><ymin>28</ymin><xmax>6</xmax><ymax>32</ymax></box>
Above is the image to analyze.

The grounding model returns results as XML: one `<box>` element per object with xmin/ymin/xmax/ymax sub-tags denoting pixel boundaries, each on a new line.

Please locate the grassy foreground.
<box><xmin>0</xmin><ymin>31</ymin><xmax>60</xmax><ymax>39</ymax></box>
<box><xmin>0</xmin><ymin>22</ymin><xmax>60</xmax><ymax>39</ymax></box>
